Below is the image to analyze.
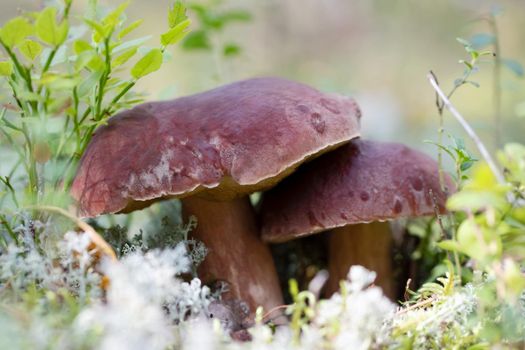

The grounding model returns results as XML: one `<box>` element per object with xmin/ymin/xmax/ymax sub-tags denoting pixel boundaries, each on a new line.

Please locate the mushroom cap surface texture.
<box><xmin>260</xmin><ymin>139</ymin><xmax>453</xmax><ymax>243</ymax></box>
<box><xmin>72</xmin><ymin>77</ymin><xmax>361</xmax><ymax>217</ymax></box>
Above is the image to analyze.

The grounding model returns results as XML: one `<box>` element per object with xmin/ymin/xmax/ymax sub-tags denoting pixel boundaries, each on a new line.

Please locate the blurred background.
<box><xmin>2</xmin><ymin>0</ymin><xmax>524</xmax><ymax>154</ymax></box>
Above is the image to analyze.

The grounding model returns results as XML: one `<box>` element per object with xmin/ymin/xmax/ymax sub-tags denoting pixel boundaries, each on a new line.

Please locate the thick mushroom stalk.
<box><xmin>182</xmin><ymin>197</ymin><xmax>282</xmax><ymax>312</ymax></box>
<box><xmin>326</xmin><ymin>222</ymin><xmax>393</xmax><ymax>298</ymax></box>
<box><xmin>71</xmin><ymin>77</ymin><xmax>362</xmax><ymax>313</ymax></box>
<box><xmin>261</xmin><ymin>140</ymin><xmax>453</xmax><ymax>299</ymax></box>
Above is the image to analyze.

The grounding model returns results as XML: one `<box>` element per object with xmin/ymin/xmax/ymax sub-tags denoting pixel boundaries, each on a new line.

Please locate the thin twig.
<box><xmin>26</xmin><ymin>205</ymin><xmax>117</xmax><ymax>261</ymax></box>
<box><xmin>396</xmin><ymin>295</ymin><xmax>438</xmax><ymax>315</ymax></box>
<box><xmin>262</xmin><ymin>304</ymin><xmax>289</xmax><ymax>321</ymax></box>
<box><xmin>427</xmin><ymin>72</ymin><xmax>505</xmax><ymax>184</ymax></box>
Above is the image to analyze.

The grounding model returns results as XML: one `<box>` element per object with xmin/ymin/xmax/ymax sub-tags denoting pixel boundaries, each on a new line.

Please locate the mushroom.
<box><xmin>71</xmin><ymin>77</ymin><xmax>362</xmax><ymax>313</ymax></box>
<box><xmin>260</xmin><ymin>139</ymin><xmax>453</xmax><ymax>298</ymax></box>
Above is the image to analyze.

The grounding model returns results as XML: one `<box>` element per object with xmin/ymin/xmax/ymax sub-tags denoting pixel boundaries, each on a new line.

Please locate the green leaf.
<box><xmin>289</xmin><ymin>279</ymin><xmax>299</xmax><ymax>298</ymax></box>
<box><xmin>73</xmin><ymin>40</ymin><xmax>92</xmax><ymax>54</ymax></box>
<box><xmin>456</xmin><ymin>37</ymin><xmax>471</xmax><ymax>47</ymax></box>
<box><xmin>424</xmin><ymin>140</ymin><xmax>455</xmax><ymax>160</ymax></box>
<box><xmin>502</xmin><ymin>58</ymin><xmax>524</xmax><ymax>77</ymax></box>
<box><xmin>437</xmin><ymin>240</ymin><xmax>461</xmax><ymax>252</ymax></box>
<box><xmin>131</xmin><ymin>48</ymin><xmax>163</xmax><ymax>79</ymax></box>
<box><xmin>103</xmin><ymin>1</ymin><xmax>129</xmax><ymax>29</ymax></box>
<box><xmin>113</xmin><ymin>47</ymin><xmax>137</xmax><ymax>67</ymax></box>
<box><xmin>457</xmin><ymin>220</ymin><xmax>502</xmax><ymax>262</ymax></box>
<box><xmin>77</xmin><ymin>70</ymin><xmax>103</xmax><ymax>97</ymax></box>
<box><xmin>74</xmin><ymin>50</ymin><xmax>98</xmax><ymax>71</ymax></box>
<box><xmin>84</xmin><ymin>18</ymin><xmax>107</xmax><ymax>43</ymax></box>
<box><xmin>223</xmin><ymin>43</ymin><xmax>240</xmax><ymax>56</ymax></box>
<box><xmin>118</xmin><ymin>19</ymin><xmax>143</xmax><ymax>39</ymax></box>
<box><xmin>168</xmin><ymin>1</ymin><xmax>188</xmax><ymax>28</ymax></box>
<box><xmin>0</xmin><ymin>17</ymin><xmax>34</xmax><ymax>48</ymax></box>
<box><xmin>161</xmin><ymin>19</ymin><xmax>190</xmax><ymax>46</ymax></box>
<box><xmin>460</xmin><ymin>160</ymin><xmax>476</xmax><ymax>171</ymax></box>
<box><xmin>36</xmin><ymin>8</ymin><xmax>69</xmax><ymax>46</ymax></box>
<box><xmin>447</xmin><ymin>190</ymin><xmax>507</xmax><ymax>212</ymax></box>
<box><xmin>182</xmin><ymin>30</ymin><xmax>211</xmax><ymax>50</ymax></box>
<box><xmin>459</xmin><ymin>59</ymin><xmax>473</xmax><ymax>70</ymax></box>
<box><xmin>19</xmin><ymin>39</ymin><xmax>43</xmax><ymax>61</ymax></box>
<box><xmin>40</xmin><ymin>73</ymin><xmax>78</xmax><ymax>90</ymax></box>
<box><xmin>113</xmin><ymin>35</ymin><xmax>152</xmax><ymax>54</ymax></box>
<box><xmin>86</xmin><ymin>54</ymin><xmax>104</xmax><ymax>71</ymax></box>
<box><xmin>0</xmin><ymin>61</ymin><xmax>13</xmax><ymax>76</ymax></box>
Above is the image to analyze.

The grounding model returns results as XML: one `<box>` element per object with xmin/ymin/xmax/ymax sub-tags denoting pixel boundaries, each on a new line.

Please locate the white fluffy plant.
<box><xmin>314</xmin><ymin>266</ymin><xmax>396</xmax><ymax>349</ymax></box>
<box><xmin>0</xmin><ymin>228</ymin><xmax>215</xmax><ymax>349</ymax></box>
<box><xmin>176</xmin><ymin>266</ymin><xmax>396</xmax><ymax>350</ymax></box>
<box><xmin>0</xmin><ymin>226</ymin><xmax>400</xmax><ymax>350</ymax></box>
<box><xmin>73</xmin><ymin>240</ymin><xmax>213</xmax><ymax>350</ymax></box>
<box><xmin>0</xmin><ymin>229</ymin><xmax>103</xmax><ymax>300</ymax></box>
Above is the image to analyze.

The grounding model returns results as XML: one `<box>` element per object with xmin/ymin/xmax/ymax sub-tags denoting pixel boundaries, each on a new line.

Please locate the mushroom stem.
<box><xmin>181</xmin><ymin>196</ymin><xmax>284</xmax><ymax>314</ymax></box>
<box><xmin>325</xmin><ymin>221</ymin><xmax>394</xmax><ymax>299</ymax></box>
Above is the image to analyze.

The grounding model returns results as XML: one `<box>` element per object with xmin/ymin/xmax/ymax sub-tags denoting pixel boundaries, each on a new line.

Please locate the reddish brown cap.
<box><xmin>260</xmin><ymin>139</ymin><xmax>453</xmax><ymax>243</ymax></box>
<box><xmin>72</xmin><ymin>77</ymin><xmax>361</xmax><ymax>217</ymax></box>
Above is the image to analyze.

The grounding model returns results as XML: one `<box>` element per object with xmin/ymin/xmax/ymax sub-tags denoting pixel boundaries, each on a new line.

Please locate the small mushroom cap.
<box><xmin>260</xmin><ymin>139</ymin><xmax>454</xmax><ymax>243</ymax></box>
<box><xmin>72</xmin><ymin>77</ymin><xmax>361</xmax><ymax>217</ymax></box>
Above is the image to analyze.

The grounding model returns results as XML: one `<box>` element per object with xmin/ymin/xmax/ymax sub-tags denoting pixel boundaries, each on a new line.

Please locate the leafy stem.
<box><xmin>427</xmin><ymin>72</ymin><xmax>505</xmax><ymax>184</ymax></box>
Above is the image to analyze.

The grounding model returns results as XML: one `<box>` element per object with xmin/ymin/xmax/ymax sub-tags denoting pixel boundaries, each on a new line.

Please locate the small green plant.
<box><xmin>0</xmin><ymin>0</ymin><xmax>191</xmax><ymax>249</ymax></box>
<box><xmin>430</xmin><ymin>38</ymin><xmax>493</xmax><ymax>193</ymax></box>
<box><xmin>0</xmin><ymin>0</ymin><xmax>189</xmax><ymax>213</ymax></box>
<box><xmin>286</xmin><ymin>278</ymin><xmax>316</xmax><ymax>345</ymax></box>
<box><xmin>182</xmin><ymin>0</ymin><xmax>251</xmax><ymax>79</ymax></box>
<box><xmin>424</xmin><ymin>25</ymin><xmax>525</xmax><ymax>345</ymax></box>
<box><xmin>427</xmin><ymin>134</ymin><xmax>478</xmax><ymax>184</ymax></box>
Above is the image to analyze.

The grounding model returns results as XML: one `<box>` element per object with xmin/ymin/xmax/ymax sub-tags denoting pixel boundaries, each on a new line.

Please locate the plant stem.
<box><xmin>431</xmin><ymin>72</ymin><xmax>446</xmax><ymax>192</ymax></box>
<box><xmin>427</xmin><ymin>72</ymin><xmax>505</xmax><ymax>184</ymax></box>
<box><xmin>489</xmin><ymin>15</ymin><xmax>502</xmax><ymax>149</ymax></box>
<box><xmin>28</xmin><ymin>205</ymin><xmax>117</xmax><ymax>260</ymax></box>
<box><xmin>0</xmin><ymin>214</ymin><xmax>19</xmax><ymax>244</ymax></box>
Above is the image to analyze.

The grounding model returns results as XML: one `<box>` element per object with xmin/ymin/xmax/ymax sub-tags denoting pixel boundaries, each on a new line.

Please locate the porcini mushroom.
<box><xmin>71</xmin><ymin>77</ymin><xmax>362</xmax><ymax>313</ymax></box>
<box><xmin>260</xmin><ymin>139</ymin><xmax>452</xmax><ymax>298</ymax></box>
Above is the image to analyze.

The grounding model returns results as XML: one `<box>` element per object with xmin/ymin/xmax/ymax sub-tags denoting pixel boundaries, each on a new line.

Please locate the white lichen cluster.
<box><xmin>313</xmin><ymin>267</ymin><xmax>396</xmax><ymax>349</ymax></box>
<box><xmin>0</xmin><ymin>227</ymin><xmax>522</xmax><ymax>350</ymax></box>
<box><xmin>0</xmin><ymin>227</ymin><xmax>213</xmax><ymax>350</ymax></box>
<box><xmin>0</xmin><ymin>230</ymin><xmax>103</xmax><ymax>300</ymax></box>
<box><xmin>74</xmin><ymin>244</ymin><xmax>212</xmax><ymax>350</ymax></box>
<box><xmin>175</xmin><ymin>266</ymin><xmax>396</xmax><ymax>350</ymax></box>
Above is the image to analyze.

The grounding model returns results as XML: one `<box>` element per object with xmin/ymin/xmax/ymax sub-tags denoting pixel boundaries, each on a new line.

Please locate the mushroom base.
<box><xmin>181</xmin><ymin>196</ymin><xmax>284</xmax><ymax>316</ymax></box>
<box><xmin>325</xmin><ymin>221</ymin><xmax>394</xmax><ymax>298</ymax></box>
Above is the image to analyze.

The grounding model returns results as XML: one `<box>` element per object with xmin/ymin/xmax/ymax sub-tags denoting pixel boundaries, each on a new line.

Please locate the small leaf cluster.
<box><xmin>427</xmin><ymin>135</ymin><xmax>478</xmax><ymax>184</ymax></box>
<box><xmin>454</xmin><ymin>37</ymin><xmax>493</xmax><ymax>89</ymax></box>
<box><xmin>182</xmin><ymin>1</ymin><xmax>251</xmax><ymax>58</ymax></box>
<box><xmin>0</xmin><ymin>0</ymin><xmax>190</xmax><ymax>214</ymax></box>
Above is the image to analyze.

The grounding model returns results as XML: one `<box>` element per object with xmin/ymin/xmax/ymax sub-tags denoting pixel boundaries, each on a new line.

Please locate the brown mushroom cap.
<box><xmin>260</xmin><ymin>139</ymin><xmax>453</xmax><ymax>243</ymax></box>
<box><xmin>72</xmin><ymin>77</ymin><xmax>361</xmax><ymax>217</ymax></box>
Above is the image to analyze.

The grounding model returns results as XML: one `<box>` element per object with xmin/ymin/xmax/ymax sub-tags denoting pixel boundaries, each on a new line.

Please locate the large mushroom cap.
<box><xmin>72</xmin><ymin>77</ymin><xmax>361</xmax><ymax>217</ymax></box>
<box><xmin>260</xmin><ymin>139</ymin><xmax>453</xmax><ymax>243</ymax></box>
